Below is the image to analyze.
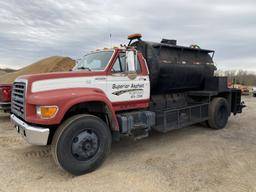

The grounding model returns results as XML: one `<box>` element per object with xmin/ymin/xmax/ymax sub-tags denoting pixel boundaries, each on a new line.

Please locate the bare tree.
<box><xmin>216</xmin><ymin>70</ymin><xmax>256</xmax><ymax>86</ymax></box>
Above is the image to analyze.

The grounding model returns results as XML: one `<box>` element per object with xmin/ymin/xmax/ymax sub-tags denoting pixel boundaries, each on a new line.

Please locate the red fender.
<box><xmin>26</xmin><ymin>88</ymin><xmax>119</xmax><ymax>131</ymax></box>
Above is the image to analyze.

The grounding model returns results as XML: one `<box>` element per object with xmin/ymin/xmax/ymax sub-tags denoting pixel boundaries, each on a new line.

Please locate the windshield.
<box><xmin>74</xmin><ymin>51</ymin><xmax>113</xmax><ymax>71</ymax></box>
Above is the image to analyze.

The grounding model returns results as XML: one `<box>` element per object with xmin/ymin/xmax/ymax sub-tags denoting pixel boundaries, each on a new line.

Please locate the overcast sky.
<box><xmin>0</xmin><ymin>0</ymin><xmax>255</xmax><ymax>71</ymax></box>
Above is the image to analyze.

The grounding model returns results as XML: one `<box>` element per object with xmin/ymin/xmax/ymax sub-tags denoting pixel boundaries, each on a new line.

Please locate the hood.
<box><xmin>14</xmin><ymin>70</ymin><xmax>108</xmax><ymax>94</ymax></box>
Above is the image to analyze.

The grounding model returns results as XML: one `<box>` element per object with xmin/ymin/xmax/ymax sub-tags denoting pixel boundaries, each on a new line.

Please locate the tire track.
<box><xmin>4</xmin><ymin>147</ymin><xmax>52</xmax><ymax>162</ymax></box>
<box><xmin>23</xmin><ymin>147</ymin><xmax>51</xmax><ymax>158</ymax></box>
<box><xmin>0</xmin><ymin>138</ymin><xmax>51</xmax><ymax>161</ymax></box>
<box><xmin>0</xmin><ymin>136</ymin><xmax>24</xmax><ymax>147</ymax></box>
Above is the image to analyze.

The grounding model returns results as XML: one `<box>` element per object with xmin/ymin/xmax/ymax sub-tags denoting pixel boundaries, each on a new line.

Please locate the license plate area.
<box><xmin>15</xmin><ymin>125</ymin><xmax>26</xmax><ymax>137</ymax></box>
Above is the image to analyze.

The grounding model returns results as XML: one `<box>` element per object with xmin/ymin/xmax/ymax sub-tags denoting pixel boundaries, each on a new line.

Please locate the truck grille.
<box><xmin>11</xmin><ymin>82</ymin><xmax>26</xmax><ymax>119</ymax></box>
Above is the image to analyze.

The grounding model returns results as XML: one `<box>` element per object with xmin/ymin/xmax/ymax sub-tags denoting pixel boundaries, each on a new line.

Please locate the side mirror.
<box><xmin>126</xmin><ymin>51</ymin><xmax>135</xmax><ymax>72</ymax></box>
<box><xmin>126</xmin><ymin>50</ymin><xmax>137</xmax><ymax>80</ymax></box>
<box><xmin>126</xmin><ymin>51</ymin><xmax>136</xmax><ymax>72</ymax></box>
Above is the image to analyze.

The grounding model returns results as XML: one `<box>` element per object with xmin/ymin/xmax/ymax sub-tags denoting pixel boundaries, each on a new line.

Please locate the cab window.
<box><xmin>135</xmin><ymin>55</ymin><xmax>141</xmax><ymax>73</ymax></box>
<box><xmin>111</xmin><ymin>51</ymin><xmax>141</xmax><ymax>74</ymax></box>
<box><xmin>112</xmin><ymin>52</ymin><xmax>126</xmax><ymax>73</ymax></box>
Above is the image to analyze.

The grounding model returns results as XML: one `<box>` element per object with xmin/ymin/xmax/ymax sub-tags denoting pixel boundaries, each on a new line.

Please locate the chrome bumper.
<box><xmin>10</xmin><ymin>114</ymin><xmax>49</xmax><ymax>145</ymax></box>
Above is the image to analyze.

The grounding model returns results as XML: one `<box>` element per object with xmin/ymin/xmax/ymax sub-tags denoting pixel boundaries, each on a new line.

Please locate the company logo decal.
<box><xmin>112</xmin><ymin>89</ymin><xmax>143</xmax><ymax>96</ymax></box>
<box><xmin>112</xmin><ymin>83</ymin><xmax>144</xmax><ymax>98</ymax></box>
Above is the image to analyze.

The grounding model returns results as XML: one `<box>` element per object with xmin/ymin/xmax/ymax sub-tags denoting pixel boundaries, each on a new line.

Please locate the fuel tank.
<box><xmin>132</xmin><ymin>40</ymin><xmax>216</xmax><ymax>94</ymax></box>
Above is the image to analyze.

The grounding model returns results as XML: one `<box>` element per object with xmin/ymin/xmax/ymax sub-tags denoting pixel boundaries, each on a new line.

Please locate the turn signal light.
<box><xmin>36</xmin><ymin>106</ymin><xmax>58</xmax><ymax>119</ymax></box>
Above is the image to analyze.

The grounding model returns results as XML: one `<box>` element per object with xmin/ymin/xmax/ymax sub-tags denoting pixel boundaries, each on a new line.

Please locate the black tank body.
<box><xmin>132</xmin><ymin>40</ymin><xmax>216</xmax><ymax>94</ymax></box>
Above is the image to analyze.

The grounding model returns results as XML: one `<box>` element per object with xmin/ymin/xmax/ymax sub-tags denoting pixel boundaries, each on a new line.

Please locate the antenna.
<box><xmin>110</xmin><ymin>33</ymin><xmax>112</xmax><ymax>48</ymax></box>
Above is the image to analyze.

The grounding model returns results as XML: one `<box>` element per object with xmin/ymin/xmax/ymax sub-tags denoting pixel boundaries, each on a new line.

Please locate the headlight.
<box><xmin>36</xmin><ymin>106</ymin><xmax>59</xmax><ymax>119</ymax></box>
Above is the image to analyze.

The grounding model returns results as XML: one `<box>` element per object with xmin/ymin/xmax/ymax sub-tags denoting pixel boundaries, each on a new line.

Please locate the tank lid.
<box><xmin>161</xmin><ymin>39</ymin><xmax>177</xmax><ymax>45</ymax></box>
<box><xmin>152</xmin><ymin>42</ymin><xmax>215</xmax><ymax>53</ymax></box>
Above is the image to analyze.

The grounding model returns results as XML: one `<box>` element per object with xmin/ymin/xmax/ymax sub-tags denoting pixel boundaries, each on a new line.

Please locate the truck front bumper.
<box><xmin>10</xmin><ymin>114</ymin><xmax>50</xmax><ymax>145</ymax></box>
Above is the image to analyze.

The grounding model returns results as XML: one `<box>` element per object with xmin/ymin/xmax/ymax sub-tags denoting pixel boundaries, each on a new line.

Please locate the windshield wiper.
<box><xmin>77</xmin><ymin>66</ymin><xmax>91</xmax><ymax>71</ymax></box>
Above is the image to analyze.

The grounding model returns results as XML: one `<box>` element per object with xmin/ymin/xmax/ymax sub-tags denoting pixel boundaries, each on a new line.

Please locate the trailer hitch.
<box><xmin>234</xmin><ymin>101</ymin><xmax>246</xmax><ymax>115</ymax></box>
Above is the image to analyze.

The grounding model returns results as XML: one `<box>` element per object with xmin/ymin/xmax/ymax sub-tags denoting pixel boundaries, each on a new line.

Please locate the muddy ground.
<box><xmin>0</xmin><ymin>96</ymin><xmax>255</xmax><ymax>192</ymax></box>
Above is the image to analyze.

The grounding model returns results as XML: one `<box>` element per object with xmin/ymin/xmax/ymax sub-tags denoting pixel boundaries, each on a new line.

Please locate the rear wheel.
<box><xmin>51</xmin><ymin>114</ymin><xmax>111</xmax><ymax>175</ymax></box>
<box><xmin>208</xmin><ymin>97</ymin><xmax>229</xmax><ymax>129</ymax></box>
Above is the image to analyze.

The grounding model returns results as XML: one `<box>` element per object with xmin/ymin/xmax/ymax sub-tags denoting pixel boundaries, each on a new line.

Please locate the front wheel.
<box><xmin>51</xmin><ymin>114</ymin><xmax>111</xmax><ymax>175</ymax></box>
<box><xmin>207</xmin><ymin>97</ymin><xmax>229</xmax><ymax>129</ymax></box>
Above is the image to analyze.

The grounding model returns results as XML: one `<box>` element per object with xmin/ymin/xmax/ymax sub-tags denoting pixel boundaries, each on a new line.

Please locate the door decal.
<box><xmin>111</xmin><ymin>83</ymin><xmax>145</xmax><ymax>98</ymax></box>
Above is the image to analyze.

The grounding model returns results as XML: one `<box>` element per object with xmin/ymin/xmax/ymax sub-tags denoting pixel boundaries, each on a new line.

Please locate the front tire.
<box><xmin>208</xmin><ymin>97</ymin><xmax>229</xmax><ymax>129</ymax></box>
<box><xmin>51</xmin><ymin>114</ymin><xmax>111</xmax><ymax>175</ymax></box>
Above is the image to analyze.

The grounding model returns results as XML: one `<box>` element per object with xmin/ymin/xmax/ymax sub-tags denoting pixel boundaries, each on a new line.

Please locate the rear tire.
<box><xmin>51</xmin><ymin>114</ymin><xmax>111</xmax><ymax>175</ymax></box>
<box><xmin>208</xmin><ymin>97</ymin><xmax>229</xmax><ymax>129</ymax></box>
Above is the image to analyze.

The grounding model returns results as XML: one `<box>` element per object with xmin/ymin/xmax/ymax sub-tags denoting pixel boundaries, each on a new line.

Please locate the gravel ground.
<box><xmin>0</xmin><ymin>96</ymin><xmax>255</xmax><ymax>192</ymax></box>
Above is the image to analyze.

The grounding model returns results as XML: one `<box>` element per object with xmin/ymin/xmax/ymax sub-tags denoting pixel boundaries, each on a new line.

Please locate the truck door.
<box><xmin>106</xmin><ymin>50</ymin><xmax>150</xmax><ymax>104</ymax></box>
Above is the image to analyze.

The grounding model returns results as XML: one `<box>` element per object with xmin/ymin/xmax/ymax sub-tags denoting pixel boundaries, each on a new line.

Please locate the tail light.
<box><xmin>0</xmin><ymin>86</ymin><xmax>12</xmax><ymax>102</ymax></box>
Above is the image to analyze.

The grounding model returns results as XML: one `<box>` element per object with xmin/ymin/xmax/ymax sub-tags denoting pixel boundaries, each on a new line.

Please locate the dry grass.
<box><xmin>0</xmin><ymin>71</ymin><xmax>7</xmax><ymax>76</ymax></box>
<box><xmin>0</xmin><ymin>56</ymin><xmax>75</xmax><ymax>84</ymax></box>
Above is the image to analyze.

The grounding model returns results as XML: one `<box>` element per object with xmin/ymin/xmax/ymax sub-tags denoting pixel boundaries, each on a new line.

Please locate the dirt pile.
<box><xmin>0</xmin><ymin>56</ymin><xmax>75</xmax><ymax>84</ymax></box>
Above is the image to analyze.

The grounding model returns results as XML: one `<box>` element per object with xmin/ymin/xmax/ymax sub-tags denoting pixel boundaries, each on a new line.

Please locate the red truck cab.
<box><xmin>11</xmin><ymin>47</ymin><xmax>149</xmax><ymax>127</ymax></box>
<box><xmin>0</xmin><ymin>84</ymin><xmax>12</xmax><ymax>112</ymax></box>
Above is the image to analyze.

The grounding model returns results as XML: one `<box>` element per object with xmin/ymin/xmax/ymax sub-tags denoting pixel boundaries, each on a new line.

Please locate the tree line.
<box><xmin>215</xmin><ymin>70</ymin><xmax>256</xmax><ymax>86</ymax></box>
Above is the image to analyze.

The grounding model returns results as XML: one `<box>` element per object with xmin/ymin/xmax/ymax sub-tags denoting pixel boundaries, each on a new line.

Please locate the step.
<box><xmin>131</xmin><ymin>128</ymin><xmax>149</xmax><ymax>140</ymax></box>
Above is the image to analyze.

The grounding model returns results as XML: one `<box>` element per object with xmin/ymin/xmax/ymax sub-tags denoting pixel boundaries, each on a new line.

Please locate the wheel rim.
<box><xmin>71</xmin><ymin>129</ymin><xmax>99</xmax><ymax>161</ymax></box>
<box><xmin>216</xmin><ymin>105</ymin><xmax>227</xmax><ymax>126</ymax></box>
